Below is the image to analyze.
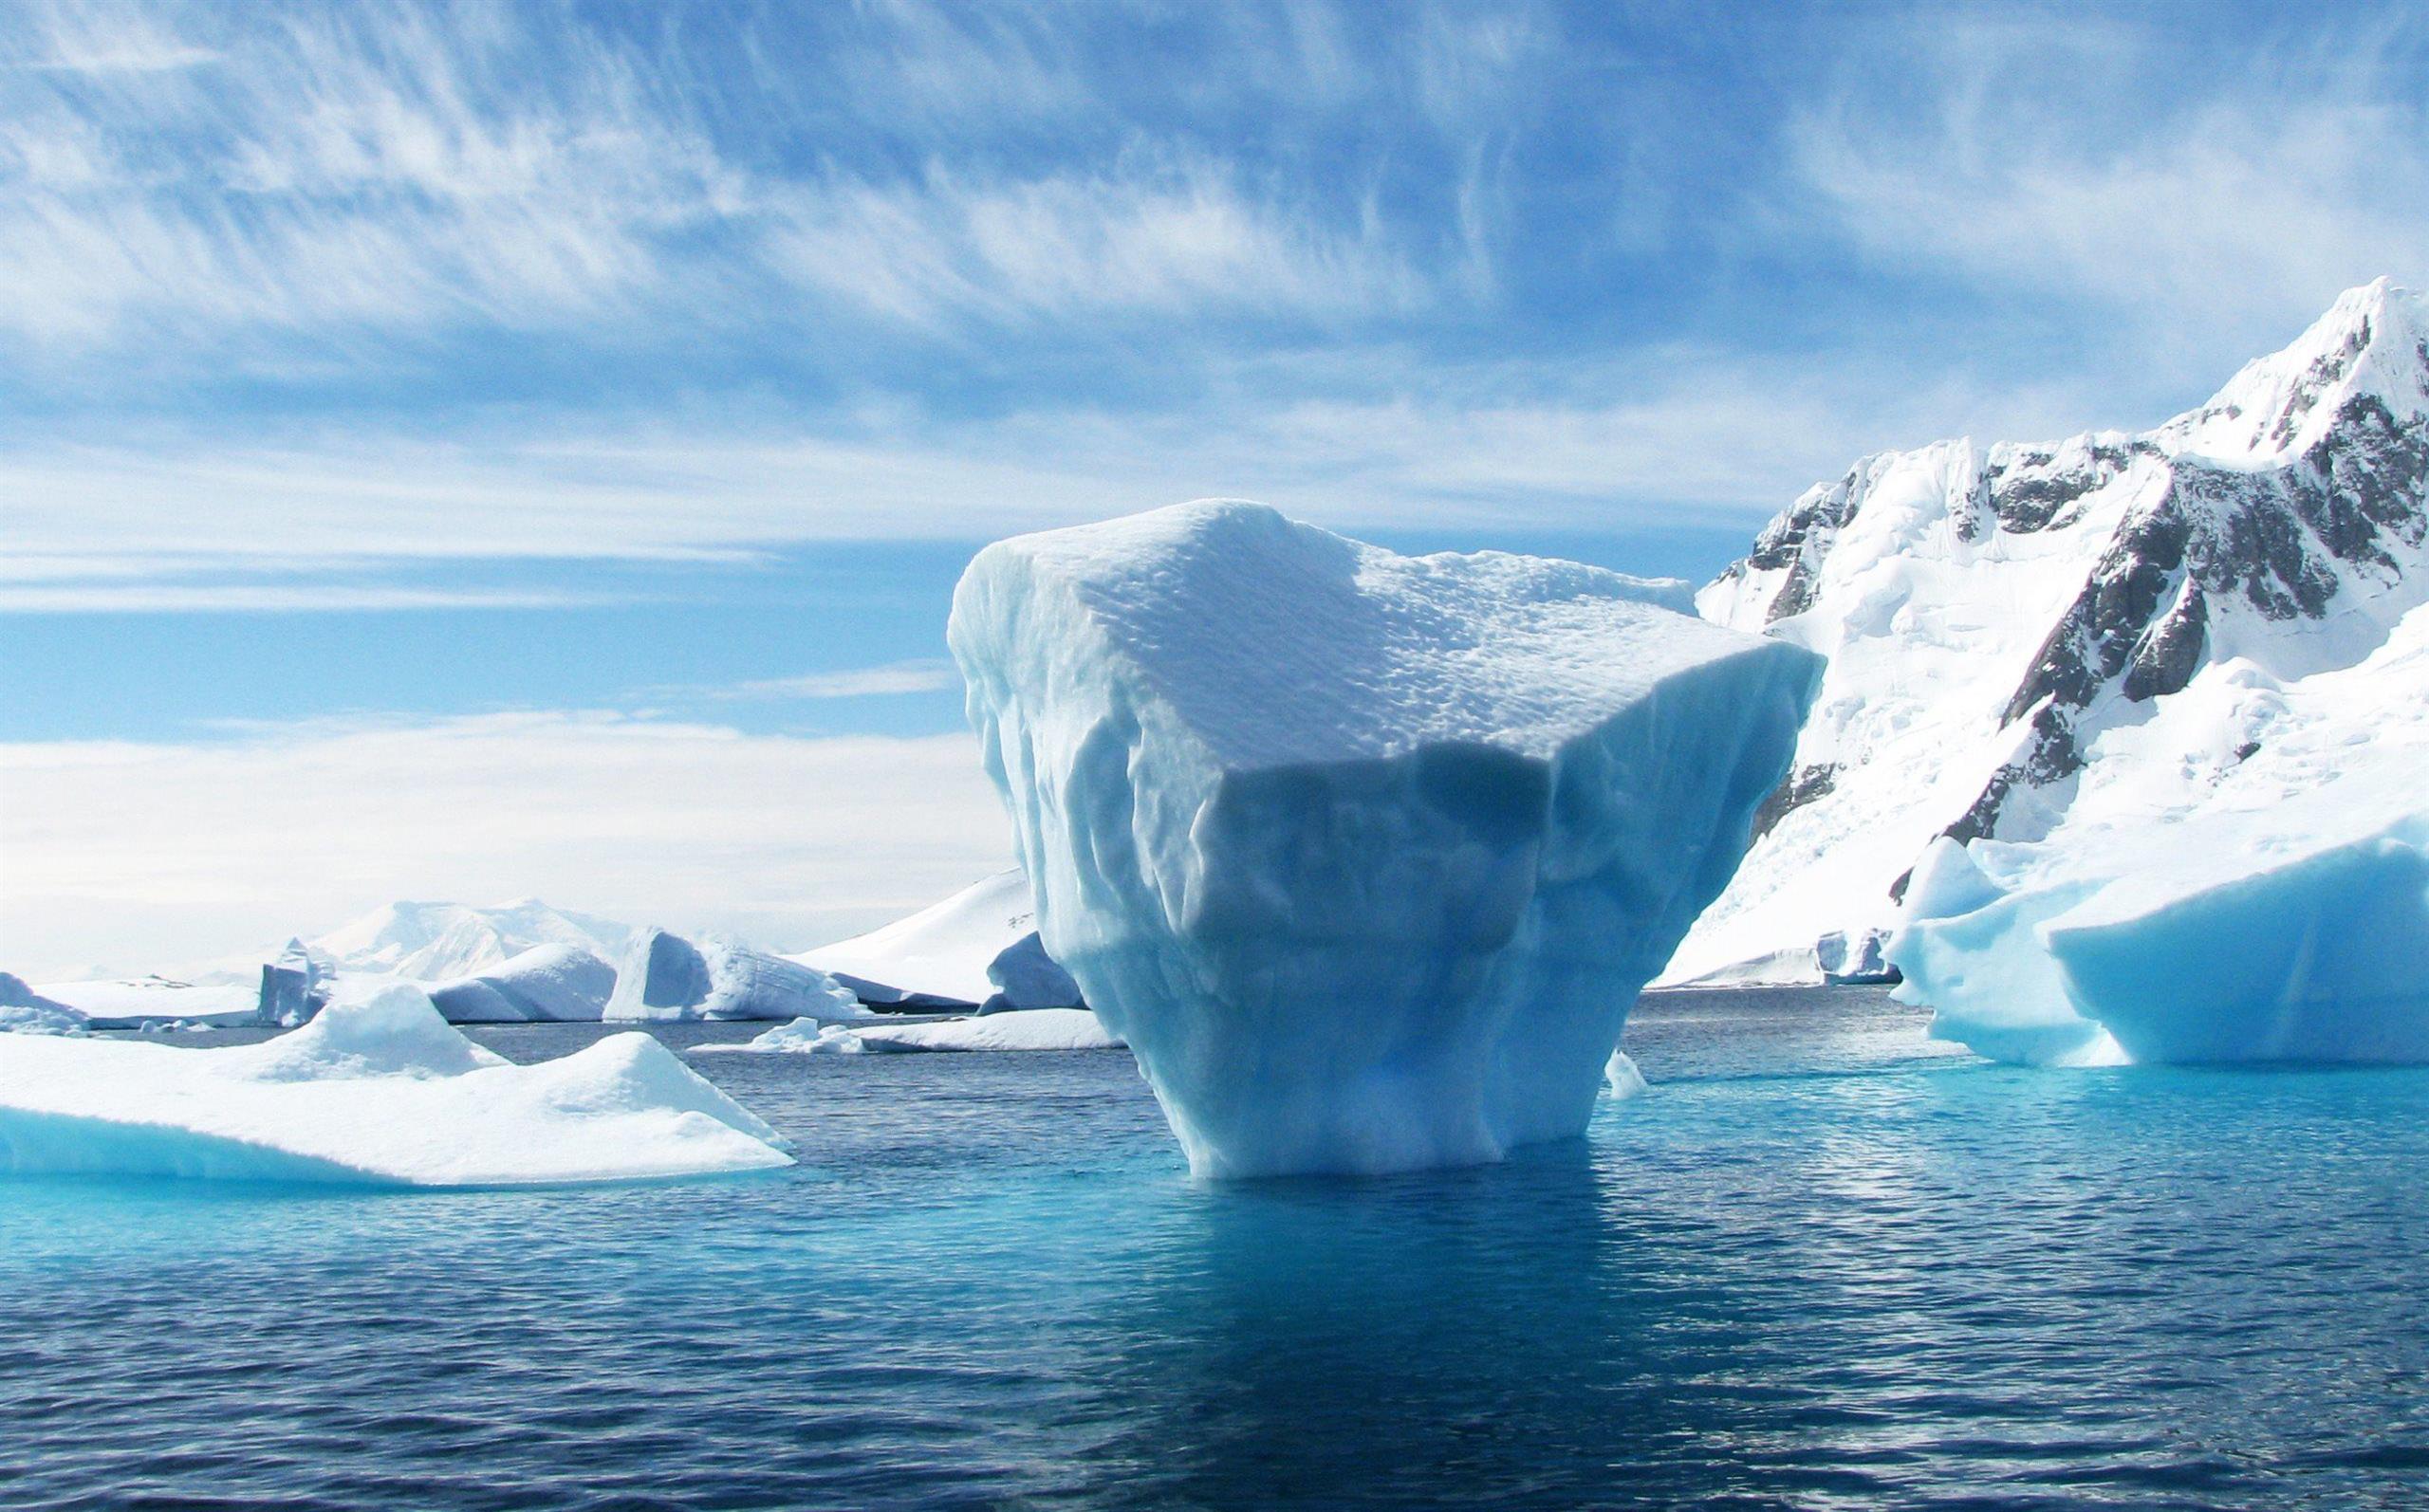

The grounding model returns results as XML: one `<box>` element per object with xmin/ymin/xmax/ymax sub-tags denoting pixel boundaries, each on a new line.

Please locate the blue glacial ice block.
<box><xmin>2044</xmin><ymin>814</ymin><xmax>2429</xmax><ymax>1063</ymax></box>
<box><xmin>1891</xmin><ymin>805</ymin><xmax>2429</xmax><ymax>1067</ymax></box>
<box><xmin>948</xmin><ymin>500</ymin><xmax>1822</xmax><ymax>1177</ymax></box>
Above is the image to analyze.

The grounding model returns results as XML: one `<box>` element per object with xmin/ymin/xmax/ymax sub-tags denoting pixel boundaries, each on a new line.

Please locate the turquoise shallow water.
<box><xmin>4</xmin><ymin>988</ymin><xmax>2427</xmax><ymax>1510</ymax></box>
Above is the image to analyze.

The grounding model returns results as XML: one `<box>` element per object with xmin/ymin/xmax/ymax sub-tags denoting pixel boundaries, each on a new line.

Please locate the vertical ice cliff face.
<box><xmin>1667</xmin><ymin>280</ymin><xmax>2429</xmax><ymax>986</ymax></box>
<box><xmin>949</xmin><ymin>501</ymin><xmax>1819</xmax><ymax>1177</ymax></box>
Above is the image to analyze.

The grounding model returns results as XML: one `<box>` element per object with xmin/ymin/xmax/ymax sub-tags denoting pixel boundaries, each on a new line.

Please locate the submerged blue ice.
<box><xmin>949</xmin><ymin>500</ymin><xmax>1820</xmax><ymax>1176</ymax></box>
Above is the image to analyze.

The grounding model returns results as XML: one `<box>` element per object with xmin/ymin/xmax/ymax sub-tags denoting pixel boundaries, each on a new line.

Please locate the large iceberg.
<box><xmin>947</xmin><ymin>500</ymin><xmax>1820</xmax><ymax>1176</ymax></box>
<box><xmin>795</xmin><ymin>869</ymin><xmax>1083</xmax><ymax>1012</ymax></box>
<box><xmin>605</xmin><ymin>929</ymin><xmax>863</xmax><ymax>1023</ymax></box>
<box><xmin>0</xmin><ymin>983</ymin><xmax>791</xmax><ymax>1185</ymax></box>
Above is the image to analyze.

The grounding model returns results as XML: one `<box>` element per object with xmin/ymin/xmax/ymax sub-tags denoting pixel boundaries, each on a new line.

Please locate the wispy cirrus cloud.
<box><xmin>0</xmin><ymin>1</ymin><xmax>1456</xmax><ymax>365</ymax></box>
<box><xmin>691</xmin><ymin>661</ymin><xmax>961</xmax><ymax>702</ymax></box>
<box><xmin>0</xmin><ymin>581</ymin><xmax>617</xmax><ymax>614</ymax></box>
<box><xmin>0</xmin><ymin>338</ymin><xmax>2116</xmax><ymax>594</ymax></box>
<box><xmin>1787</xmin><ymin>9</ymin><xmax>2429</xmax><ymax>382</ymax></box>
<box><xmin>765</xmin><ymin>156</ymin><xmax>1426</xmax><ymax>331</ymax></box>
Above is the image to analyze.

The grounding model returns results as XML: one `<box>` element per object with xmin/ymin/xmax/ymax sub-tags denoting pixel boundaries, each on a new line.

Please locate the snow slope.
<box><xmin>793</xmin><ymin>869</ymin><xmax>1082</xmax><ymax>1010</ymax></box>
<box><xmin>951</xmin><ymin>499</ymin><xmax>1816</xmax><ymax>1176</ymax></box>
<box><xmin>0</xmin><ymin>983</ymin><xmax>791</xmax><ymax>1185</ymax></box>
<box><xmin>1668</xmin><ymin>279</ymin><xmax>2429</xmax><ymax>984</ymax></box>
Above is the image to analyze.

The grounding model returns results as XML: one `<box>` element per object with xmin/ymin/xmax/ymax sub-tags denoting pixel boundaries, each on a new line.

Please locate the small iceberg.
<box><xmin>1604</xmin><ymin>1050</ymin><xmax>1647</xmax><ymax>1099</ymax></box>
<box><xmin>0</xmin><ymin>983</ymin><xmax>792</xmax><ymax>1186</ymax></box>
<box><xmin>606</xmin><ymin>929</ymin><xmax>867</xmax><ymax>1023</ymax></box>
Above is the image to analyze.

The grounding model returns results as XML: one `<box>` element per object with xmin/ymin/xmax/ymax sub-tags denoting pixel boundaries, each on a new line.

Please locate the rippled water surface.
<box><xmin>6</xmin><ymin>989</ymin><xmax>2428</xmax><ymax>1510</ymax></box>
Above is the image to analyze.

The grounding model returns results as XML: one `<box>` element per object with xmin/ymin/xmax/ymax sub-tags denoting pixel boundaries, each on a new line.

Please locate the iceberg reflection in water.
<box><xmin>4</xmin><ymin>990</ymin><xmax>2425</xmax><ymax>1510</ymax></box>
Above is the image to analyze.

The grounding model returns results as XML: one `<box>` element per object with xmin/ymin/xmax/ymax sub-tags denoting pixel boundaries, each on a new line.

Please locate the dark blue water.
<box><xmin>5</xmin><ymin>988</ymin><xmax>2427</xmax><ymax>1510</ymax></box>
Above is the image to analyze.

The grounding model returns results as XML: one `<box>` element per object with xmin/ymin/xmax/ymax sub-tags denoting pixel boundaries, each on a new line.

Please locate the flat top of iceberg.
<box><xmin>0</xmin><ymin>984</ymin><xmax>791</xmax><ymax>1187</ymax></box>
<box><xmin>962</xmin><ymin>499</ymin><xmax>1743</xmax><ymax>768</ymax></box>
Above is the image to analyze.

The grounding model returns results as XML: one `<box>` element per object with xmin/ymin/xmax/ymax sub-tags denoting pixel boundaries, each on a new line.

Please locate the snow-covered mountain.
<box><xmin>306</xmin><ymin>899</ymin><xmax>635</xmax><ymax>983</ymax></box>
<box><xmin>1663</xmin><ymin>278</ymin><xmax>2429</xmax><ymax>985</ymax></box>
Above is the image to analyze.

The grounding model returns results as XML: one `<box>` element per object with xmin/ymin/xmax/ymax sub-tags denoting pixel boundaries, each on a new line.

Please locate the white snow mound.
<box><xmin>795</xmin><ymin>869</ymin><xmax>1082</xmax><ymax>1010</ymax></box>
<box><xmin>0</xmin><ymin>983</ymin><xmax>791</xmax><ymax>1186</ymax></box>
<box><xmin>949</xmin><ymin>499</ymin><xmax>1819</xmax><ymax>1176</ymax></box>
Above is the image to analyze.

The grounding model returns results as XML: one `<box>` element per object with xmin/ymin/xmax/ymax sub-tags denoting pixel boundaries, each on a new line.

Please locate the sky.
<box><xmin>4</xmin><ymin>0</ymin><xmax>2426</xmax><ymax>976</ymax></box>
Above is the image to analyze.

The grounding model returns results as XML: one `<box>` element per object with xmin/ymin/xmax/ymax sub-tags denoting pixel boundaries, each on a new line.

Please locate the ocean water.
<box><xmin>5</xmin><ymin>988</ymin><xmax>2427</xmax><ymax>1511</ymax></box>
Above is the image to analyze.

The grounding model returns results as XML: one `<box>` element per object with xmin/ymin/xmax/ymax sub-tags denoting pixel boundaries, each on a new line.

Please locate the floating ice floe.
<box><xmin>949</xmin><ymin>499</ymin><xmax>1818</xmax><ymax>1176</ymax></box>
<box><xmin>1604</xmin><ymin>1051</ymin><xmax>1647</xmax><ymax>1100</ymax></box>
<box><xmin>794</xmin><ymin>869</ymin><xmax>1084</xmax><ymax>1012</ymax></box>
<box><xmin>1892</xmin><ymin>764</ymin><xmax>2429</xmax><ymax>1065</ymax></box>
<box><xmin>606</xmin><ymin>929</ymin><xmax>866</xmax><ymax>1022</ymax></box>
<box><xmin>707</xmin><ymin>1007</ymin><xmax>1122</xmax><ymax>1056</ymax></box>
<box><xmin>0</xmin><ymin>983</ymin><xmax>791</xmax><ymax>1186</ymax></box>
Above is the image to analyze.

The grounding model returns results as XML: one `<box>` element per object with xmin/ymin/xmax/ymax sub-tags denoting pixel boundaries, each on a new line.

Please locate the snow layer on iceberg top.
<box><xmin>958</xmin><ymin>499</ymin><xmax>1721</xmax><ymax>771</ymax></box>
<box><xmin>950</xmin><ymin>500</ymin><xmax>1820</xmax><ymax>1176</ymax></box>
<box><xmin>0</xmin><ymin>984</ymin><xmax>791</xmax><ymax>1186</ymax></box>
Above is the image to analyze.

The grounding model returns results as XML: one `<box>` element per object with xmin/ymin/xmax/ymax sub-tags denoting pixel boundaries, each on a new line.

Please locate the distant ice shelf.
<box><xmin>949</xmin><ymin>499</ymin><xmax>1817</xmax><ymax>1177</ymax></box>
<box><xmin>704</xmin><ymin>1007</ymin><xmax>1122</xmax><ymax>1056</ymax></box>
